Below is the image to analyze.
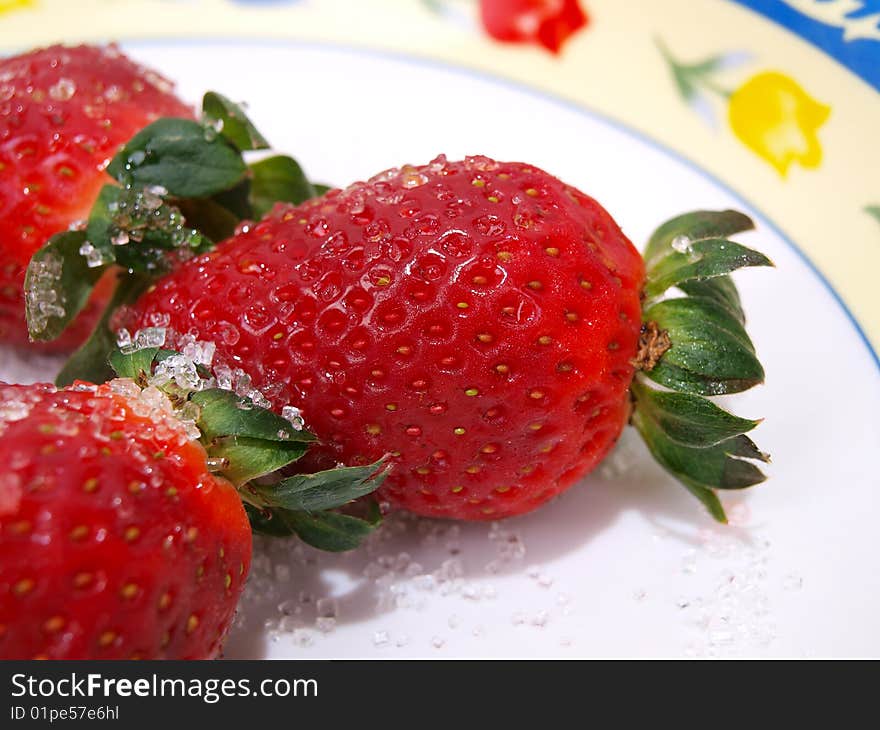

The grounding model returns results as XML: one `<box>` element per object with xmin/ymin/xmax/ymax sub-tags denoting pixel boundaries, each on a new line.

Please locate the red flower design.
<box><xmin>479</xmin><ymin>0</ymin><xmax>589</xmax><ymax>54</ymax></box>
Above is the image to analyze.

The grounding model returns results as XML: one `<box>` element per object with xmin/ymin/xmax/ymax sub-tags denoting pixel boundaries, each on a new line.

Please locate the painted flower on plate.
<box><xmin>479</xmin><ymin>0</ymin><xmax>589</xmax><ymax>54</ymax></box>
<box><xmin>659</xmin><ymin>41</ymin><xmax>830</xmax><ymax>177</ymax></box>
<box><xmin>728</xmin><ymin>71</ymin><xmax>831</xmax><ymax>176</ymax></box>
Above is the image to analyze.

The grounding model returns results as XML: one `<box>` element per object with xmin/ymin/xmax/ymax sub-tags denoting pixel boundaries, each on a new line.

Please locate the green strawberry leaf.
<box><xmin>207</xmin><ymin>436</ymin><xmax>309</xmax><ymax>486</ymax></box>
<box><xmin>633</xmin><ymin>407</ymin><xmax>768</xmax><ymax>523</ymax></box>
<box><xmin>644</xmin><ymin>238</ymin><xmax>772</xmax><ymax>299</ymax></box>
<box><xmin>633</xmin><ymin>409</ymin><xmax>768</xmax><ymax>490</ymax></box>
<box><xmin>107</xmin><ymin>351</ymin><xmax>314</xmax><ymax>486</ymax></box>
<box><xmin>678</xmin><ymin>478</ymin><xmax>728</xmax><ymax>523</ymax></box>
<box><xmin>281</xmin><ymin>503</ymin><xmax>382</xmax><ymax>552</ymax></box>
<box><xmin>24</xmin><ymin>230</ymin><xmax>107</xmax><ymax>342</ymax></box>
<box><xmin>211</xmin><ymin>177</ymin><xmax>254</xmax><ymax>220</ymax></box>
<box><xmin>244</xmin><ymin>503</ymin><xmax>295</xmax><ymax>538</ymax></box>
<box><xmin>245</xmin><ymin>500</ymin><xmax>382</xmax><ymax>550</ymax></box>
<box><xmin>56</xmin><ymin>274</ymin><xmax>153</xmax><ymax>387</ymax></box>
<box><xmin>108</xmin><ymin>346</ymin><xmax>161</xmax><ymax>380</ymax></box>
<box><xmin>313</xmin><ymin>183</ymin><xmax>332</xmax><ymax>197</ymax></box>
<box><xmin>202</xmin><ymin>91</ymin><xmax>270</xmax><ymax>152</ymax></box>
<box><xmin>633</xmin><ymin>207</ymin><xmax>771</xmax><ymax>523</ymax></box>
<box><xmin>254</xmin><ymin>459</ymin><xmax>390</xmax><ymax>513</ymax></box>
<box><xmin>174</xmin><ymin>196</ymin><xmax>243</xmax><ymax>243</ymax></box>
<box><xmin>193</xmin><ymin>392</ymin><xmax>314</xmax><ymax>485</ymax></box>
<box><xmin>678</xmin><ymin>275</ymin><xmax>745</xmax><ymax>324</ymax></box>
<box><xmin>631</xmin><ymin>380</ymin><xmax>759</xmax><ymax>448</ymax></box>
<box><xmin>86</xmin><ymin>185</ymin><xmax>211</xmax><ymax>274</ymax></box>
<box><xmin>191</xmin><ymin>389</ymin><xmax>315</xmax><ymax>443</ymax></box>
<box><xmin>110</xmin><ymin>346</ymin><xmax>213</xmax><ymax>381</ymax></box>
<box><xmin>643</xmin><ymin>297</ymin><xmax>763</xmax><ymax>395</ymax></box>
<box><xmin>249</xmin><ymin>155</ymin><xmax>318</xmax><ymax>218</ymax></box>
<box><xmin>644</xmin><ymin>210</ymin><xmax>754</xmax><ymax>268</ymax></box>
<box><xmin>106</xmin><ymin>118</ymin><xmax>247</xmax><ymax>198</ymax></box>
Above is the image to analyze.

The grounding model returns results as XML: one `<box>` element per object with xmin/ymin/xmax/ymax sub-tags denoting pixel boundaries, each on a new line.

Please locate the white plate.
<box><xmin>5</xmin><ymin>41</ymin><xmax>879</xmax><ymax>658</ymax></box>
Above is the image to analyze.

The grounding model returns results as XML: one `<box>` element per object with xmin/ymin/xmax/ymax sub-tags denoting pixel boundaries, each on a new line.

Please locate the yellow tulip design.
<box><xmin>0</xmin><ymin>0</ymin><xmax>34</xmax><ymax>16</ymax></box>
<box><xmin>659</xmin><ymin>41</ymin><xmax>831</xmax><ymax>178</ymax></box>
<box><xmin>728</xmin><ymin>72</ymin><xmax>830</xmax><ymax>177</ymax></box>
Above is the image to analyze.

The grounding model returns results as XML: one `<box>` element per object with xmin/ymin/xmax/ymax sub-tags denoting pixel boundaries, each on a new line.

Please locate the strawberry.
<box><xmin>32</xmin><ymin>138</ymin><xmax>772</xmax><ymax>523</ymax></box>
<box><xmin>28</xmin><ymin>85</ymin><xmax>773</xmax><ymax>524</ymax></box>
<box><xmin>114</xmin><ymin>157</ymin><xmax>645</xmax><ymax>521</ymax></box>
<box><xmin>0</xmin><ymin>344</ymin><xmax>388</xmax><ymax>660</ymax></box>
<box><xmin>0</xmin><ymin>43</ymin><xmax>193</xmax><ymax>351</ymax></box>
<box><xmin>0</xmin><ymin>378</ymin><xmax>249</xmax><ymax>659</ymax></box>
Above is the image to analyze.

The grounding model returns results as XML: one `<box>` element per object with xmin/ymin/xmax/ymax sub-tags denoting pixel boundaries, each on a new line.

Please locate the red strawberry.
<box><xmin>479</xmin><ymin>0</ymin><xmax>589</xmax><ymax>54</ymax></box>
<box><xmin>40</xmin><ymin>147</ymin><xmax>772</xmax><ymax>524</ymax></box>
<box><xmin>0</xmin><ymin>338</ymin><xmax>390</xmax><ymax>659</ymax></box>
<box><xmin>114</xmin><ymin>153</ymin><xmax>769</xmax><ymax>523</ymax></box>
<box><xmin>0</xmin><ymin>44</ymin><xmax>192</xmax><ymax>351</ymax></box>
<box><xmin>0</xmin><ymin>379</ymin><xmax>250</xmax><ymax>659</ymax></box>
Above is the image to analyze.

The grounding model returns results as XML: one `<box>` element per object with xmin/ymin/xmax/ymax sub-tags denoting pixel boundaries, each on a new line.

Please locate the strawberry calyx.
<box><xmin>24</xmin><ymin>91</ymin><xmax>324</xmax><ymax>377</ymax></box>
<box><xmin>631</xmin><ymin>210</ymin><xmax>773</xmax><ymax>522</ymax></box>
<box><xmin>107</xmin><ymin>345</ymin><xmax>389</xmax><ymax>551</ymax></box>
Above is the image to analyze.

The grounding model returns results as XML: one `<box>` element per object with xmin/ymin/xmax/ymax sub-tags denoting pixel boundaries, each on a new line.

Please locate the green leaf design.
<box><xmin>106</xmin><ymin>118</ymin><xmax>247</xmax><ymax>198</ymax></box>
<box><xmin>865</xmin><ymin>205</ymin><xmax>880</xmax><ymax>227</ymax></box>
<box><xmin>643</xmin><ymin>297</ymin><xmax>763</xmax><ymax>395</ymax></box>
<box><xmin>249</xmin><ymin>155</ymin><xmax>317</xmax><ymax>218</ymax></box>
<box><xmin>644</xmin><ymin>210</ymin><xmax>754</xmax><ymax>267</ymax></box>
<box><xmin>281</xmin><ymin>506</ymin><xmax>381</xmax><ymax>552</ymax></box>
<box><xmin>645</xmin><ymin>238</ymin><xmax>772</xmax><ymax>299</ymax></box>
<box><xmin>312</xmin><ymin>183</ymin><xmax>332</xmax><ymax>197</ymax></box>
<box><xmin>656</xmin><ymin>39</ymin><xmax>735</xmax><ymax>106</ymax></box>
<box><xmin>678</xmin><ymin>276</ymin><xmax>744</xmax><ymax>324</ymax></box>
<box><xmin>202</xmin><ymin>91</ymin><xmax>270</xmax><ymax>152</ymax></box>
<box><xmin>24</xmin><ymin>230</ymin><xmax>107</xmax><ymax>341</ymax></box>
<box><xmin>254</xmin><ymin>459</ymin><xmax>390</xmax><ymax>513</ymax></box>
<box><xmin>631</xmin><ymin>380</ymin><xmax>759</xmax><ymax>448</ymax></box>
<box><xmin>191</xmin><ymin>389</ymin><xmax>315</xmax><ymax>443</ymax></box>
<box><xmin>56</xmin><ymin>274</ymin><xmax>152</xmax><ymax>387</ymax></box>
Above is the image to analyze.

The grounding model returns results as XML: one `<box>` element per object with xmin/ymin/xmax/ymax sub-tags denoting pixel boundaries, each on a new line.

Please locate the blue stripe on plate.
<box><xmin>728</xmin><ymin>0</ymin><xmax>880</xmax><ymax>91</ymax></box>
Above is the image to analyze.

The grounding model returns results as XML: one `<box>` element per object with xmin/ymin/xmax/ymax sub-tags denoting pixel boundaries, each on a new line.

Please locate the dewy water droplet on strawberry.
<box><xmin>399</xmin><ymin>166</ymin><xmax>429</xmax><ymax>189</ymax></box>
<box><xmin>0</xmin><ymin>472</ymin><xmax>23</xmax><ymax>517</ymax></box>
<box><xmin>47</xmin><ymin>77</ymin><xmax>76</xmax><ymax>101</ymax></box>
